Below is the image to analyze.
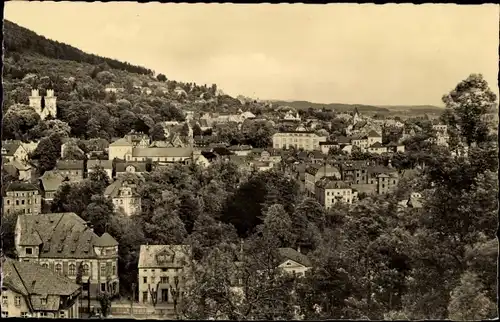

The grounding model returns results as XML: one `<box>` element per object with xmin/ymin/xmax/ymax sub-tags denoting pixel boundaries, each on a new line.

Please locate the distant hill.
<box><xmin>271</xmin><ymin>100</ymin><xmax>390</xmax><ymax>113</ymax></box>
<box><xmin>3</xmin><ymin>20</ymin><xmax>153</xmax><ymax>76</ymax></box>
<box><xmin>272</xmin><ymin>100</ymin><xmax>444</xmax><ymax>115</ymax></box>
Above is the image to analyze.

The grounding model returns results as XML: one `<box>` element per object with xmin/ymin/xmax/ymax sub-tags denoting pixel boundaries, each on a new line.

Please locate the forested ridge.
<box><xmin>4</xmin><ymin>20</ymin><xmax>154</xmax><ymax>76</ymax></box>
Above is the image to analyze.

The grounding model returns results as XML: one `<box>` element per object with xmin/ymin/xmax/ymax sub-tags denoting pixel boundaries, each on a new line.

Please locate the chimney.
<box><xmin>32</xmin><ymin>280</ymin><xmax>36</xmax><ymax>288</ymax></box>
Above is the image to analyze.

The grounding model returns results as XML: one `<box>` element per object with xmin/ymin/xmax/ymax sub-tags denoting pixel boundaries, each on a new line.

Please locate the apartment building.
<box><xmin>304</xmin><ymin>164</ymin><xmax>342</xmax><ymax>197</ymax></box>
<box><xmin>3</xmin><ymin>182</ymin><xmax>42</xmax><ymax>216</ymax></box>
<box><xmin>15</xmin><ymin>213</ymin><xmax>120</xmax><ymax>300</ymax></box>
<box><xmin>55</xmin><ymin>160</ymin><xmax>85</xmax><ymax>182</ymax></box>
<box><xmin>272</xmin><ymin>131</ymin><xmax>327</xmax><ymax>151</ymax></box>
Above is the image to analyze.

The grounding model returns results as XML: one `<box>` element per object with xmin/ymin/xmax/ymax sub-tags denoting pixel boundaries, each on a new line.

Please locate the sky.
<box><xmin>4</xmin><ymin>3</ymin><xmax>499</xmax><ymax>106</ymax></box>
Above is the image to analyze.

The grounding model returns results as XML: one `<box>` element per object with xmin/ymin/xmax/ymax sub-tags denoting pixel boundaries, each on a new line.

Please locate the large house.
<box><xmin>315</xmin><ymin>178</ymin><xmax>356</xmax><ymax>209</ymax></box>
<box><xmin>39</xmin><ymin>171</ymin><xmax>66</xmax><ymax>202</ymax></box>
<box><xmin>272</xmin><ymin>131</ymin><xmax>327</xmax><ymax>151</ymax></box>
<box><xmin>138</xmin><ymin>245</ymin><xmax>192</xmax><ymax>305</ymax></box>
<box><xmin>277</xmin><ymin>248</ymin><xmax>312</xmax><ymax>277</ymax></box>
<box><xmin>3</xmin><ymin>182</ymin><xmax>42</xmax><ymax>216</ymax></box>
<box><xmin>1</xmin><ymin>257</ymin><xmax>81</xmax><ymax>318</ymax></box>
<box><xmin>55</xmin><ymin>160</ymin><xmax>85</xmax><ymax>182</ymax></box>
<box><xmin>104</xmin><ymin>179</ymin><xmax>141</xmax><ymax>217</ymax></box>
<box><xmin>108</xmin><ymin>132</ymin><xmax>150</xmax><ymax>160</ymax></box>
<box><xmin>15</xmin><ymin>213</ymin><xmax>120</xmax><ymax>300</ymax></box>
<box><xmin>2</xmin><ymin>158</ymin><xmax>32</xmax><ymax>181</ymax></box>
<box><xmin>87</xmin><ymin>160</ymin><xmax>113</xmax><ymax>181</ymax></box>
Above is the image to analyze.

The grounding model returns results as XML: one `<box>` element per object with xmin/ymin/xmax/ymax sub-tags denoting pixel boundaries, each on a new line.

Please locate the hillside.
<box><xmin>3</xmin><ymin>20</ymin><xmax>153</xmax><ymax>76</ymax></box>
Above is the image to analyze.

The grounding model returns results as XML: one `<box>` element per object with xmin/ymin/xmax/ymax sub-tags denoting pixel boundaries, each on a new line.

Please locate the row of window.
<box><xmin>40</xmin><ymin>262</ymin><xmax>116</xmax><ymax>277</ymax></box>
<box><xmin>326</xmin><ymin>190</ymin><xmax>351</xmax><ymax>196</ymax></box>
<box><xmin>11</xmin><ymin>191</ymin><xmax>38</xmax><ymax>197</ymax></box>
<box><xmin>5</xmin><ymin>198</ymin><xmax>39</xmax><ymax>205</ymax></box>
<box><xmin>4</xmin><ymin>207</ymin><xmax>38</xmax><ymax>215</ymax></box>
<box><xmin>143</xmin><ymin>275</ymin><xmax>179</xmax><ymax>284</ymax></box>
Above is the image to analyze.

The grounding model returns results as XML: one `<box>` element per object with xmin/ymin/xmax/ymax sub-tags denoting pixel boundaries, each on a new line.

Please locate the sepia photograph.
<box><xmin>1</xmin><ymin>2</ymin><xmax>498</xmax><ymax>320</ymax></box>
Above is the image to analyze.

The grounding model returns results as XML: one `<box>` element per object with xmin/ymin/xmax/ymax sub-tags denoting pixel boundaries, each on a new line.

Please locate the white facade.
<box><xmin>272</xmin><ymin>132</ymin><xmax>327</xmax><ymax>151</ymax></box>
<box><xmin>29</xmin><ymin>89</ymin><xmax>57</xmax><ymax>120</ymax></box>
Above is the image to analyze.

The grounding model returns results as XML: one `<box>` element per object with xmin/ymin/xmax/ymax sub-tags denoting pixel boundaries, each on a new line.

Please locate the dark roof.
<box><xmin>276</xmin><ymin>130</ymin><xmax>315</xmax><ymax>134</ymax></box>
<box><xmin>2</xmin><ymin>257</ymin><xmax>80</xmax><ymax>297</ymax></box>
<box><xmin>369</xmin><ymin>142</ymin><xmax>384</xmax><ymax>148</ymax></box>
<box><xmin>56</xmin><ymin>160</ymin><xmax>84</xmax><ymax>170</ymax></box>
<box><xmin>367</xmin><ymin>130</ymin><xmax>382</xmax><ymax>137</ymax></box>
<box><xmin>319</xmin><ymin>141</ymin><xmax>338</xmax><ymax>146</ymax></box>
<box><xmin>94</xmin><ymin>232</ymin><xmax>119</xmax><ymax>247</ymax></box>
<box><xmin>16</xmin><ymin>212</ymin><xmax>118</xmax><ymax>259</ymax></box>
<box><xmin>115</xmin><ymin>162</ymin><xmax>147</xmax><ymax>173</ymax></box>
<box><xmin>335</xmin><ymin>136</ymin><xmax>351</xmax><ymax>144</ymax></box>
<box><xmin>277</xmin><ymin>248</ymin><xmax>312</xmax><ymax>267</ymax></box>
<box><xmin>2</xmin><ymin>140</ymin><xmax>23</xmax><ymax>156</ymax></box>
<box><xmin>5</xmin><ymin>182</ymin><xmax>39</xmax><ymax>192</ymax></box>
<box><xmin>315</xmin><ymin>178</ymin><xmax>351</xmax><ymax>189</ymax></box>
<box><xmin>87</xmin><ymin>160</ymin><xmax>113</xmax><ymax>169</ymax></box>
<box><xmin>212</xmin><ymin>147</ymin><xmax>233</xmax><ymax>156</ymax></box>
<box><xmin>39</xmin><ymin>171</ymin><xmax>65</xmax><ymax>192</ymax></box>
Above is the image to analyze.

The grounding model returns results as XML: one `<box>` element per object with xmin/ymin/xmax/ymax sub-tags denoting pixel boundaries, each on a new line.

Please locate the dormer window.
<box><xmin>25</xmin><ymin>248</ymin><xmax>33</xmax><ymax>255</ymax></box>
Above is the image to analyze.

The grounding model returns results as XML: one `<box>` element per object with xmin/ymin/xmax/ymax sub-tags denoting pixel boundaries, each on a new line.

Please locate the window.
<box><xmin>42</xmin><ymin>263</ymin><xmax>49</xmax><ymax>269</ymax></box>
<box><xmin>16</xmin><ymin>200</ymin><xmax>19</xmax><ymax>205</ymax></box>
<box><xmin>101</xmin><ymin>283</ymin><xmax>106</xmax><ymax>292</ymax></box>
<box><xmin>100</xmin><ymin>263</ymin><xmax>106</xmax><ymax>276</ymax></box>
<box><xmin>15</xmin><ymin>296</ymin><xmax>21</xmax><ymax>306</ymax></box>
<box><xmin>40</xmin><ymin>312</ymin><xmax>47</xmax><ymax>318</ymax></box>
<box><xmin>2</xmin><ymin>295</ymin><xmax>7</xmax><ymax>306</ymax></box>
<box><xmin>55</xmin><ymin>263</ymin><xmax>62</xmax><ymax>274</ymax></box>
<box><xmin>59</xmin><ymin>311</ymin><xmax>65</xmax><ymax>318</ymax></box>
<box><xmin>142</xmin><ymin>291</ymin><xmax>148</xmax><ymax>302</ymax></box>
<box><xmin>160</xmin><ymin>276</ymin><xmax>169</xmax><ymax>284</ymax></box>
<box><xmin>83</xmin><ymin>264</ymin><xmax>90</xmax><ymax>276</ymax></box>
<box><xmin>162</xmin><ymin>268</ymin><xmax>167</xmax><ymax>272</ymax></box>
<box><xmin>6</xmin><ymin>200</ymin><xmax>9</xmax><ymax>205</ymax></box>
<box><xmin>69</xmin><ymin>264</ymin><xmax>76</xmax><ymax>276</ymax></box>
<box><xmin>112</xmin><ymin>264</ymin><xmax>116</xmax><ymax>275</ymax></box>
<box><xmin>22</xmin><ymin>200</ymin><xmax>25</xmax><ymax>205</ymax></box>
<box><xmin>382</xmin><ymin>184</ymin><xmax>385</xmax><ymax>188</ymax></box>
<box><xmin>143</xmin><ymin>277</ymin><xmax>147</xmax><ymax>284</ymax></box>
<box><xmin>21</xmin><ymin>312</ymin><xmax>29</xmax><ymax>318</ymax></box>
<box><xmin>2</xmin><ymin>312</ymin><xmax>8</xmax><ymax>318</ymax></box>
<box><xmin>25</xmin><ymin>247</ymin><xmax>33</xmax><ymax>255</ymax></box>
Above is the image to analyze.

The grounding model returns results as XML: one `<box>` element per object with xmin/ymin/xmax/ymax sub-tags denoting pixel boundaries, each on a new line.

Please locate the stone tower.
<box><xmin>44</xmin><ymin>89</ymin><xmax>57</xmax><ymax>118</ymax></box>
<box><xmin>29</xmin><ymin>89</ymin><xmax>42</xmax><ymax>113</ymax></box>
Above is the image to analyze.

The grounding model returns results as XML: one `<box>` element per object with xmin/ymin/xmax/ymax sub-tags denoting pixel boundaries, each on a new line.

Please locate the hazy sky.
<box><xmin>5</xmin><ymin>3</ymin><xmax>499</xmax><ymax>105</ymax></box>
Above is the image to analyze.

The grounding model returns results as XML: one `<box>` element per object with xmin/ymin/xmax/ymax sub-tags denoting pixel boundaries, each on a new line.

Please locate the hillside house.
<box><xmin>104</xmin><ymin>179</ymin><xmax>141</xmax><ymax>217</ymax></box>
<box><xmin>108</xmin><ymin>132</ymin><xmax>150</xmax><ymax>160</ymax></box>
<box><xmin>367</xmin><ymin>142</ymin><xmax>388</xmax><ymax>154</ymax></box>
<box><xmin>39</xmin><ymin>171</ymin><xmax>66</xmax><ymax>202</ymax></box>
<box><xmin>125</xmin><ymin>147</ymin><xmax>194</xmax><ymax>164</ymax></box>
<box><xmin>228</xmin><ymin>145</ymin><xmax>253</xmax><ymax>156</ymax></box>
<box><xmin>138</xmin><ymin>245</ymin><xmax>192</xmax><ymax>305</ymax></box>
<box><xmin>319</xmin><ymin>141</ymin><xmax>339</xmax><ymax>155</ymax></box>
<box><xmin>15</xmin><ymin>213</ymin><xmax>120</xmax><ymax>300</ymax></box>
<box><xmin>115</xmin><ymin>162</ymin><xmax>147</xmax><ymax>177</ymax></box>
<box><xmin>3</xmin><ymin>182</ymin><xmax>42</xmax><ymax>216</ymax></box>
<box><xmin>1</xmin><ymin>257</ymin><xmax>81</xmax><ymax>318</ymax></box>
<box><xmin>2</xmin><ymin>140</ymin><xmax>29</xmax><ymax>162</ymax></box>
<box><xmin>55</xmin><ymin>160</ymin><xmax>85</xmax><ymax>182</ymax></box>
<box><xmin>385</xmin><ymin>141</ymin><xmax>406</xmax><ymax>153</ymax></box>
<box><xmin>277</xmin><ymin>248</ymin><xmax>312</xmax><ymax>277</ymax></box>
<box><xmin>315</xmin><ymin>178</ymin><xmax>356</xmax><ymax>209</ymax></box>
<box><xmin>2</xmin><ymin>158</ymin><xmax>32</xmax><ymax>182</ymax></box>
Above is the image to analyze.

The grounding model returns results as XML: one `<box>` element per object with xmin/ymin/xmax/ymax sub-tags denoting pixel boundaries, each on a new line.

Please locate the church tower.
<box><xmin>44</xmin><ymin>89</ymin><xmax>57</xmax><ymax>118</ymax></box>
<box><xmin>29</xmin><ymin>89</ymin><xmax>42</xmax><ymax>115</ymax></box>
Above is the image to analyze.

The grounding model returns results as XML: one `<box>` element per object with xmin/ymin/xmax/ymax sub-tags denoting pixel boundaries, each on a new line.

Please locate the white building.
<box><xmin>315</xmin><ymin>178</ymin><xmax>356</xmax><ymax>209</ymax></box>
<box><xmin>272</xmin><ymin>131</ymin><xmax>327</xmax><ymax>151</ymax></box>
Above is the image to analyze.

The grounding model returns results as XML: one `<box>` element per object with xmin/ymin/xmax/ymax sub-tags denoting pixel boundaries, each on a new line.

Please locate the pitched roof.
<box><xmin>5</xmin><ymin>182</ymin><xmax>39</xmax><ymax>193</ymax></box>
<box><xmin>369</xmin><ymin>142</ymin><xmax>384</xmax><ymax>148</ymax></box>
<box><xmin>2</xmin><ymin>257</ymin><xmax>80</xmax><ymax>298</ymax></box>
<box><xmin>115</xmin><ymin>162</ymin><xmax>147</xmax><ymax>173</ymax></box>
<box><xmin>110</xmin><ymin>137</ymin><xmax>133</xmax><ymax>147</ymax></box>
<box><xmin>94</xmin><ymin>232</ymin><xmax>119</xmax><ymax>247</ymax></box>
<box><xmin>56</xmin><ymin>160</ymin><xmax>84</xmax><ymax>170</ymax></box>
<box><xmin>138</xmin><ymin>245</ymin><xmax>192</xmax><ymax>268</ymax></box>
<box><xmin>2</xmin><ymin>140</ymin><xmax>23</xmax><ymax>156</ymax></box>
<box><xmin>16</xmin><ymin>212</ymin><xmax>117</xmax><ymax>259</ymax></box>
<box><xmin>4</xmin><ymin>159</ymin><xmax>31</xmax><ymax>171</ymax></box>
<box><xmin>277</xmin><ymin>248</ymin><xmax>312</xmax><ymax>267</ymax></box>
<box><xmin>367</xmin><ymin>130</ymin><xmax>382</xmax><ymax>138</ymax></box>
<box><xmin>104</xmin><ymin>179</ymin><xmax>138</xmax><ymax>198</ymax></box>
<box><xmin>335</xmin><ymin>136</ymin><xmax>351</xmax><ymax>144</ymax></box>
<box><xmin>39</xmin><ymin>171</ymin><xmax>65</xmax><ymax>192</ymax></box>
<box><xmin>87</xmin><ymin>159</ymin><xmax>113</xmax><ymax>169</ymax></box>
<box><xmin>132</xmin><ymin>147</ymin><xmax>193</xmax><ymax>158</ymax></box>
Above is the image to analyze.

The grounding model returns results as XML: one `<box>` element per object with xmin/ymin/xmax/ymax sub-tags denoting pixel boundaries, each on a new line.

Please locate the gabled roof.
<box><xmin>39</xmin><ymin>171</ymin><xmax>65</xmax><ymax>192</ymax></box>
<box><xmin>138</xmin><ymin>245</ymin><xmax>192</xmax><ymax>268</ymax></box>
<box><xmin>2</xmin><ymin>257</ymin><xmax>80</xmax><ymax>297</ymax></box>
<box><xmin>2</xmin><ymin>140</ymin><xmax>23</xmax><ymax>156</ymax></box>
<box><xmin>369</xmin><ymin>142</ymin><xmax>384</xmax><ymax>148</ymax></box>
<box><xmin>110</xmin><ymin>137</ymin><xmax>133</xmax><ymax>147</ymax></box>
<box><xmin>367</xmin><ymin>130</ymin><xmax>382</xmax><ymax>138</ymax></box>
<box><xmin>277</xmin><ymin>248</ymin><xmax>312</xmax><ymax>267</ymax></box>
<box><xmin>104</xmin><ymin>179</ymin><xmax>138</xmax><ymax>198</ymax></box>
<box><xmin>94</xmin><ymin>232</ymin><xmax>119</xmax><ymax>247</ymax></box>
<box><xmin>315</xmin><ymin>178</ymin><xmax>351</xmax><ymax>190</ymax></box>
<box><xmin>115</xmin><ymin>162</ymin><xmax>147</xmax><ymax>173</ymax></box>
